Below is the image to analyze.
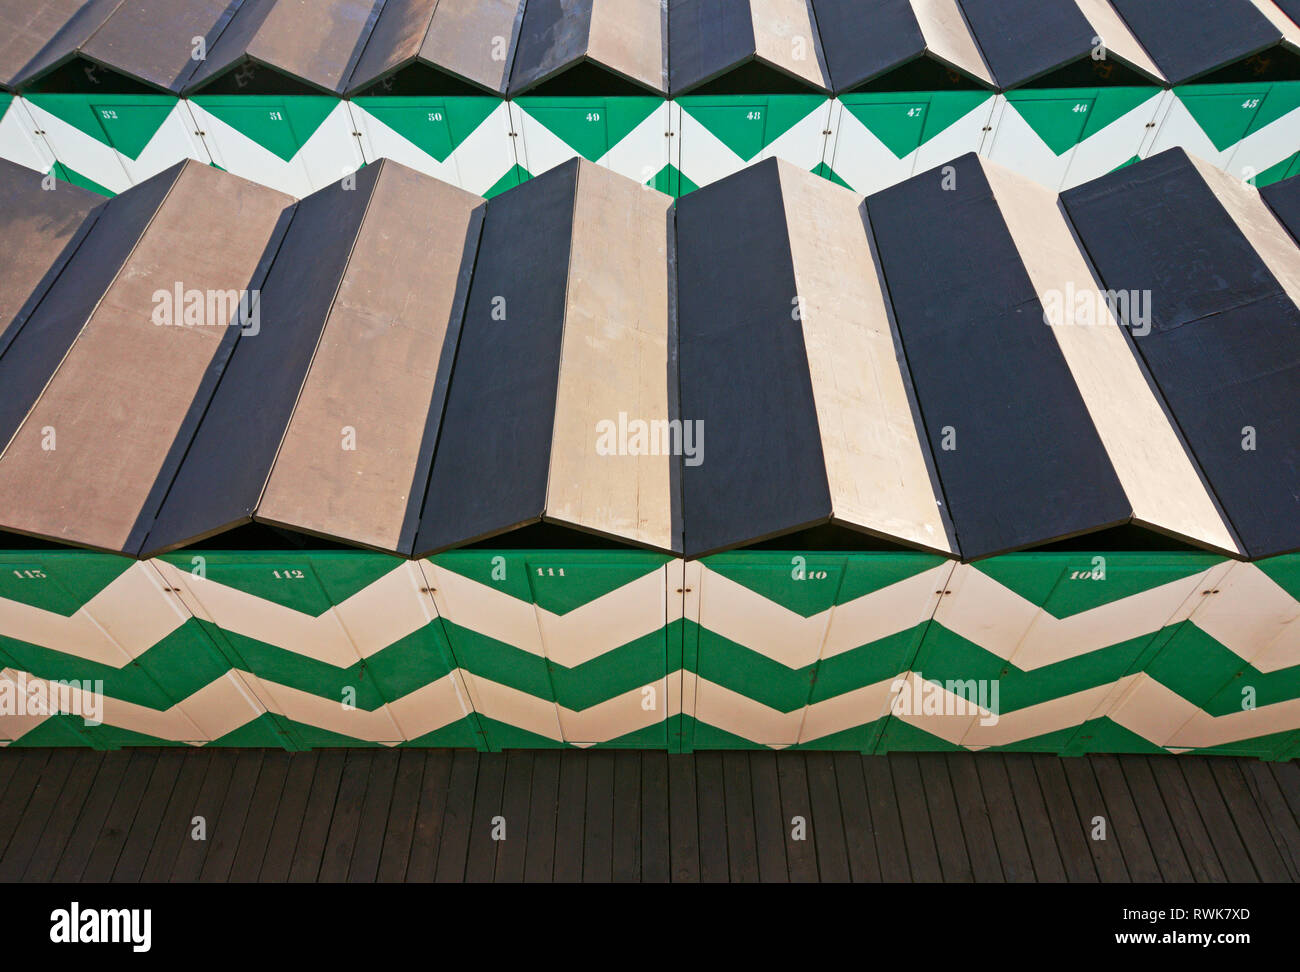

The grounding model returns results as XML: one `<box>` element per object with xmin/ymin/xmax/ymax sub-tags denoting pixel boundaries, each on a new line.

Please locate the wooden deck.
<box><xmin>0</xmin><ymin>749</ymin><xmax>1297</xmax><ymax>882</ymax></box>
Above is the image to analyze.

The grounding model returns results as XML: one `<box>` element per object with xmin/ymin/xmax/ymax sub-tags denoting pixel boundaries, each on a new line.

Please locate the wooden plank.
<box><xmin>860</xmin><ymin>755</ymin><xmax>911</xmax><ymax>882</ymax></box>
<box><xmin>1208</xmin><ymin>758</ymin><xmax>1291</xmax><ymax>882</ymax></box>
<box><xmin>552</xmin><ymin>750</ymin><xmax>587</xmax><ymax>883</ymax></box>
<box><xmin>198</xmin><ymin>750</ymin><xmax>265</xmax><ymax>883</ymax></box>
<box><xmin>377</xmin><ymin>749</ymin><xmax>426</xmax><ymax>882</ymax></box>
<box><xmin>495</xmin><ymin>750</ymin><xmax>534</xmax><ymax>883</ymax></box>
<box><xmin>776</xmin><ymin>752</ymin><xmax>819</xmax><ymax>882</ymax></box>
<box><xmin>0</xmin><ymin>749</ymin><xmax>50</xmax><ymax>859</ymax></box>
<box><xmin>888</xmin><ymin>754</ymin><xmax>943</xmax><ymax>882</ymax></box>
<box><xmin>804</xmin><ymin>752</ymin><xmax>851</xmax><ymax>883</ymax></box>
<box><xmin>667</xmin><ymin>753</ymin><xmax>699</xmax><ymax>882</ymax></box>
<box><xmin>21</xmin><ymin>749</ymin><xmax>101</xmax><ymax>883</ymax></box>
<box><xmin>1111</xmin><ymin>754</ymin><xmax>1192</xmax><ymax>882</ymax></box>
<box><xmin>139</xmin><ymin>750</ymin><xmax>214</xmax><ymax>884</ymax></box>
<box><xmin>974</xmin><ymin>754</ymin><xmax>1036</xmax><ymax>882</ymax></box>
<box><xmin>227</xmin><ymin>750</ymin><xmax>291</xmax><ymax>883</ymax></box>
<box><xmin>286</xmin><ymin>750</ymin><xmax>345</xmax><ymax>883</ymax></box>
<box><xmin>695</xmin><ymin>751</ymin><xmax>729</xmax><ymax>882</ymax></box>
<box><xmin>1243</xmin><ymin>761</ymin><xmax>1300</xmax><ymax>877</ymax></box>
<box><xmin>0</xmin><ymin>748</ymin><xmax>79</xmax><ymax>881</ymax></box>
<box><xmin>1032</xmin><ymin>755</ymin><xmax>1098</xmax><ymax>883</ymax></box>
<box><xmin>749</xmin><ymin>752</ymin><xmax>789</xmax><ymax>883</ymax></box>
<box><xmin>524</xmin><ymin>750</ymin><xmax>561</xmax><ymax>883</ymax></box>
<box><xmin>583</xmin><ymin>751</ymin><xmax>615</xmax><ymax>883</ymax></box>
<box><xmin>52</xmin><ymin>751</ymin><xmax>132</xmax><ymax>882</ymax></box>
<box><xmin>1146</xmin><ymin>755</ymin><xmax>1229</xmax><ymax>882</ymax></box>
<box><xmin>611</xmin><ymin>752</ymin><xmax>641</xmax><ymax>882</ymax></box>
<box><xmin>80</xmin><ymin>750</ymin><xmax>157</xmax><ymax>883</ymax></box>
<box><xmin>943</xmin><ymin>753</ymin><xmax>1003</xmax><ymax>883</ymax></box>
<box><xmin>465</xmin><ymin>752</ymin><xmax>507</xmax><ymax>883</ymax></box>
<box><xmin>640</xmin><ymin>751</ymin><xmax>671</xmax><ymax>883</ymax></box>
<box><xmin>1059</xmin><ymin>756</ymin><xmax>1130</xmax><ymax>883</ymax></box>
<box><xmin>1268</xmin><ymin>761</ymin><xmax>1300</xmax><ymax>826</ymax></box>
<box><xmin>1085</xmin><ymin>755</ymin><xmax>1161</xmax><ymax>882</ymax></box>
<box><xmin>1002</xmin><ymin>754</ymin><xmax>1068</xmax><ymax>882</ymax></box>
<box><xmin>721</xmin><ymin>751</ymin><xmax>759</xmax><ymax>883</ymax></box>
<box><xmin>349</xmin><ymin>748</ymin><xmax>399</xmax><ymax>883</ymax></box>
<box><xmin>112</xmin><ymin>749</ymin><xmax>187</xmax><ymax>883</ymax></box>
<box><xmin>316</xmin><ymin>750</ymin><xmax>372</xmax><ymax>883</ymax></box>
<box><xmin>433</xmin><ymin>749</ymin><xmax>479</xmax><ymax>882</ymax></box>
<box><xmin>914</xmin><ymin>752</ymin><xmax>972</xmax><ymax>882</ymax></box>
<box><xmin>406</xmin><ymin>750</ymin><xmax>454</xmax><ymax>882</ymax></box>
<box><xmin>258</xmin><ymin>752</ymin><xmax>318</xmax><ymax>883</ymax></box>
<box><xmin>832</xmin><ymin>752</ymin><xmax>880</xmax><ymax>882</ymax></box>
<box><xmin>1176</xmin><ymin>758</ymin><xmax>1257</xmax><ymax>882</ymax></box>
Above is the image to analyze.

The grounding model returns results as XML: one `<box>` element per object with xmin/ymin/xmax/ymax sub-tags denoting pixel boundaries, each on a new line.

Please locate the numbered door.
<box><xmin>983</xmin><ymin>88</ymin><xmax>1162</xmax><ymax>191</ymax></box>
<box><xmin>512</xmin><ymin>97</ymin><xmax>671</xmax><ymax>189</ymax></box>
<box><xmin>1145</xmin><ymin>83</ymin><xmax>1275</xmax><ymax>176</ymax></box>
<box><xmin>424</xmin><ymin>551</ymin><xmax>675</xmax><ymax>750</ymax></box>
<box><xmin>0</xmin><ymin>551</ymin><xmax>275</xmax><ymax>748</ymax></box>
<box><xmin>154</xmin><ymin>552</ymin><xmax>475</xmax><ymax>748</ymax></box>
<box><xmin>22</xmin><ymin>94</ymin><xmax>210</xmax><ymax>195</ymax></box>
<box><xmin>190</xmin><ymin>95</ymin><xmax>363</xmax><ymax>198</ymax></box>
<box><xmin>682</xmin><ymin>553</ymin><xmax>952</xmax><ymax>750</ymax></box>
<box><xmin>1095</xmin><ymin>556</ymin><xmax>1300</xmax><ymax>759</ymax></box>
<box><xmin>675</xmin><ymin>95</ymin><xmax>833</xmax><ymax>195</ymax></box>
<box><xmin>877</xmin><ymin>554</ymin><xmax>1230</xmax><ymax>755</ymax></box>
<box><xmin>349</xmin><ymin>96</ymin><xmax>521</xmax><ymax>197</ymax></box>
<box><xmin>0</xmin><ymin>96</ymin><xmax>62</xmax><ymax>181</ymax></box>
<box><xmin>826</xmin><ymin>91</ymin><xmax>994</xmax><ymax>194</ymax></box>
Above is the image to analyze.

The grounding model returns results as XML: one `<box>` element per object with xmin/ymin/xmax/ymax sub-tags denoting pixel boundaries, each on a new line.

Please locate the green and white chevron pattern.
<box><xmin>1</xmin><ymin>550</ymin><xmax>1297</xmax><ymax>758</ymax></box>
<box><xmin>1145</xmin><ymin>81</ymin><xmax>1300</xmax><ymax>186</ymax></box>
<box><xmin>981</xmin><ymin>86</ymin><xmax>1164</xmax><ymax>191</ymax></box>
<box><xmin>350</xmin><ymin>97</ymin><xmax>523</xmax><ymax>198</ymax></box>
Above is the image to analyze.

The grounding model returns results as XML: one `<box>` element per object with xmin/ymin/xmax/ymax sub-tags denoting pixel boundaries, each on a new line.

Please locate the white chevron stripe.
<box><xmin>20</xmin><ymin>100</ymin><xmax>131</xmax><ymax>192</ymax></box>
<box><xmin>1191</xmin><ymin>563</ymin><xmax>1300</xmax><ymax>673</ymax></box>
<box><xmin>188</xmin><ymin>100</ymin><xmax>362</xmax><ymax>198</ymax></box>
<box><xmin>694</xmin><ymin>562</ymin><xmax>951</xmax><ymax>669</ymax></box>
<box><xmin>0</xmin><ymin>98</ymin><xmax>57</xmax><ymax>176</ymax></box>
<box><xmin>349</xmin><ymin>101</ymin><xmax>517</xmax><ymax>196</ymax></box>
<box><xmin>1109</xmin><ymin>673</ymin><xmax>1300</xmax><ymax>751</ymax></box>
<box><xmin>152</xmin><ymin>559</ymin><xmax>435</xmax><ymax>667</ymax></box>
<box><xmin>597</xmin><ymin>104</ymin><xmax>671</xmax><ymax>183</ymax></box>
<box><xmin>0</xmin><ymin>562</ymin><xmax>187</xmax><ymax>665</ymax></box>
<box><xmin>1224</xmin><ymin>103</ymin><xmax>1300</xmax><ymax>182</ymax></box>
<box><xmin>934</xmin><ymin>561</ymin><xmax>1233</xmax><ymax>671</ymax></box>
<box><xmin>422</xmin><ymin>560</ymin><xmax>669</xmax><ymax>667</ymax></box>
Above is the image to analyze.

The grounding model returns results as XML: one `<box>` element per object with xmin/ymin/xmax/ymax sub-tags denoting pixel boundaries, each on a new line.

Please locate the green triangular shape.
<box><xmin>973</xmin><ymin>554</ymin><xmax>1221</xmax><ymax>619</ymax></box>
<box><xmin>813</xmin><ymin>161</ymin><xmax>851</xmax><ymax>188</ymax></box>
<box><xmin>518</xmin><ymin>97</ymin><xmax>660</xmax><ymax>162</ymax></box>
<box><xmin>1008</xmin><ymin>91</ymin><xmax>1097</xmax><ymax>156</ymax></box>
<box><xmin>355</xmin><ymin>96</ymin><xmax>498</xmax><ymax>163</ymax></box>
<box><xmin>699</xmin><ymin>554</ymin><xmax>845</xmax><ymax>617</ymax></box>
<box><xmin>680</xmin><ymin>94</ymin><xmax>825</xmax><ymax>161</ymax></box>
<box><xmin>160</xmin><ymin>551</ymin><xmax>402</xmax><ymax>615</ymax></box>
<box><xmin>1257</xmin><ymin>554</ymin><xmax>1300</xmax><ymax>601</ymax></box>
<box><xmin>54</xmin><ymin>163</ymin><xmax>115</xmax><ymax>196</ymax></box>
<box><xmin>875</xmin><ymin>717</ymin><xmax>967</xmax><ymax>752</ymax></box>
<box><xmin>194</xmin><ymin>95</ymin><xmax>337</xmax><ymax>163</ymax></box>
<box><xmin>525</xmin><ymin>554</ymin><xmax>668</xmax><ymax>615</ymax></box>
<box><xmin>1251</xmin><ymin>81</ymin><xmax>1300</xmax><ymax>132</ymax></box>
<box><xmin>484</xmin><ymin>163</ymin><xmax>528</xmax><ymax>197</ymax></box>
<box><xmin>0</xmin><ymin>554</ymin><xmax>133</xmax><ymax>614</ymax></box>
<box><xmin>27</xmin><ymin>94</ymin><xmax>176</xmax><ymax>161</ymax></box>
<box><xmin>1176</xmin><ymin>87</ymin><xmax>1269</xmax><ymax>152</ymax></box>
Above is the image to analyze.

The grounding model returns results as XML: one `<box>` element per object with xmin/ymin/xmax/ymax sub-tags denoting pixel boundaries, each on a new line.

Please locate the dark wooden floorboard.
<box><xmin>721</xmin><ymin>752</ymin><xmax>758</xmax><ymax>883</ymax></box>
<box><xmin>805</xmin><ymin>752</ymin><xmax>851</xmax><ymax>883</ymax></box>
<box><xmin>915</xmin><ymin>753</ymin><xmax>973</xmax><ymax>883</ymax></box>
<box><xmin>522</xmin><ymin>751</ymin><xmax>559</xmax><ymax>883</ymax></box>
<box><xmin>748</xmin><ymin>751</ymin><xmax>788</xmax><ymax>883</ymax></box>
<box><xmin>610</xmin><ymin>752</ymin><xmax>641</xmax><ymax>883</ymax></box>
<box><xmin>777</xmin><ymin>753</ymin><xmax>819</xmax><ymax>882</ymax></box>
<box><xmin>640</xmin><ymin>752</ymin><xmax>670</xmax><ymax>883</ymax></box>
<box><xmin>496</xmin><ymin>751</ymin><xmax>534</xmax><ymax>883</ymax></box>
<box><xmin>831</xmin><ymin>753</ymin><xmax>879</xmax><ymax>883</ymax></box>
<box><xmin>464</xmin><ymin>752</ymin><xmax>506</xmax><ymax>883</ymax></box>
<box><xmin>944</xmin><ymin>752</ymin><xmax>1003</xmax><ymax>883</ymax></box>
<box><xmin>2</xmin><ymin>748</ymin><xmax>1295</xmax><ymax>883</ymax></box>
